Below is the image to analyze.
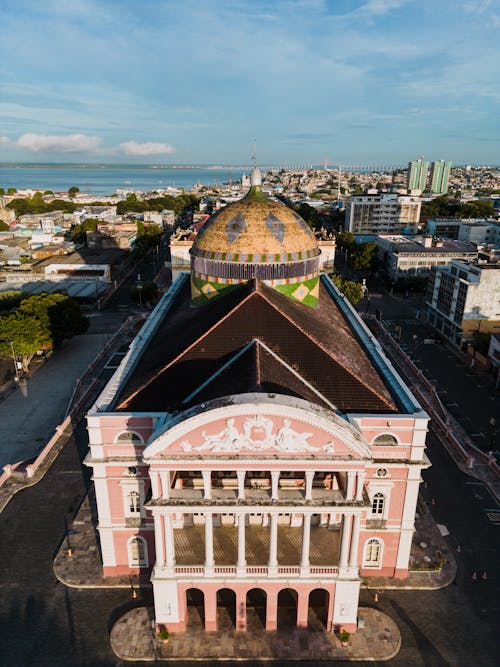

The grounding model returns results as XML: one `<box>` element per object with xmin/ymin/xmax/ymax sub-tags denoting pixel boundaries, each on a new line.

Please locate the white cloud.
<box><xmin>16</xmin><ymin>133</ymin><xmax>101</xmax><ymax>153</ymax></box>
<box><xmin>0</xmin><ymin>136</ymin><xmax>10</xmax><ymax>144</ymax></box>
<box><xmin>119</xmin><ymin>141</ymin><xmax>176</xmax><ymax>156</ymax></box>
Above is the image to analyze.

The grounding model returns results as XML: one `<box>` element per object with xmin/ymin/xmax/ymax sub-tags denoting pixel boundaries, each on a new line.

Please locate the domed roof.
<box><xmin>192</xmin><ymin>186</ymin><xmax>319</xmax><ymax>261</ymax></box>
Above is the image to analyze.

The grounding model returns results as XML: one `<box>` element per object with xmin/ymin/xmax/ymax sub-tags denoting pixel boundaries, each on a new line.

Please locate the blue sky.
<box><xmin>0</xmin><ymin>0</ymin><xmax>499</xmax><ymax>164</ymax></box>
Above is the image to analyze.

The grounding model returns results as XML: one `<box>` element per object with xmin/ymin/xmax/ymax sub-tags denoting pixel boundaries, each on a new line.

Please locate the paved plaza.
<box><xmin>110</xmin><ymin>605</ymin><xmax>401</xmax><ymax>661</ymax></box>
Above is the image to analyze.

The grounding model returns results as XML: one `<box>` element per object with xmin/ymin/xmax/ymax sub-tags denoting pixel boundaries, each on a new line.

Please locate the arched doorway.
<box><xmin>308</xmin><ymin>588</ymin><xmax>329</xmax><ymax>630</ymax></box>
<box><xmin>216</xmin><ymin>588</ymin><xmax>236</xmax><ymax>631</ymax></box>
<box><xmin>246</xmin><ymin>588</ymin><xmax>267</xmax><ymax>630</ymax></box>
<box><xmin>277</xmin><ymin>588</ymin><xmax>297</xmax><ymax>629</ymax></box>
<box><xmin>186</xmin><ymin>588</ymin><xmax>205</xmax><ymax>628</ymax></box>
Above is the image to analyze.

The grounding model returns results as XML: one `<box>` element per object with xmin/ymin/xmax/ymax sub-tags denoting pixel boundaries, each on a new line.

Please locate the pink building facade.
<box><xmin>86</xmin><ymin>181</ymin><xmax>429</xmax><ymax>634</ymax></box>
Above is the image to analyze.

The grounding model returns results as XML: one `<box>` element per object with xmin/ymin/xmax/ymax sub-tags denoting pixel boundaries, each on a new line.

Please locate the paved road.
<box><xmin>0</xmin><ymin>334</ymin><xmax>108</xmax><ymax>469</ymax></box>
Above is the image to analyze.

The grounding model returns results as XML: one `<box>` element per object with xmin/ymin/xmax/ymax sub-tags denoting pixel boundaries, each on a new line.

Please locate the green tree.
<box><xmin>351</xmin><ymin>242</ymin><xmax>379</xmax><ymax>272</ymax></box>
<box><xmin>7</xmin><ymin>188</ymin><xmax>17</xmax><ymax>195</ymax></box>
<box><xmin>0</xmin><ymin>220</ymin><xmax>9</xmax><ymax>231</ymax></box>
<box><xmin>17</xmin><ymin>293</ymin><xmax>88</xmax><ymax>345</ymax></box>
<box><xmin>329</xmin><ymin>274</ymin><xmax>363</xmax><ymax>306</ymax></box>
<box><xmin>0</xmin><ymin>188</ymin><xmax>5</xmax><ymax>196</ymax></box>
<box><xmin>70</xmin><ymin>218</ymin><xmax>99</xmax><ymax>244</ymax></box>
<box><xmin>335</xmin><ymin>231</ymin><xmax>355</xmax><ymax>249</ymax></box>
<box><xmin>68</xmin><ymin>186</ymin><xmax>80</xmax><ymax>197</ymax></box>
<box><xmin>0</xmin><ymin>314</ymin><xmax>51</xmax><ymax>372</ymax></box>
<box><xmin>472</xmin><ymin>331</ymin><xmax>491</xmax><ymax>355</ymax></box>
<box><xmin>0</xmin><ymin>291</ymin><xmax>22</xmax><ymax>311</ymax></box>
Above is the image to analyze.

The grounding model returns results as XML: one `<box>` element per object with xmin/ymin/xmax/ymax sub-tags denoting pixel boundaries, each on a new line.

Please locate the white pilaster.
<box><xmin>346</xmin><ymin>471</ymin><xmax>355</xmax><ymax>500</ymax></box>
<box><xmin>271</xmin><ymin>471</ymin><xmax>280</xmax><ymax>500</ymax></box>
<box><xmin>164</xmin><ymin>512</ymin><xmax>175</xmax><ymax>569</ymax></box>
<box><xmin>349</xmin><ymin>513</ymin><xmax>361</xmax><ymax>567</ymax></box>
<box><xmin>237</xmin><ymin>470</ymin><xmax>246</xmax><ymax>499</ymax></box>
<box><xmin>205</xmin><ymin>512</ymin><xmax>214</xmax><ymax>571</ymax></box>
<box><xmin>150</xmin><ymin>470</ymin><xmax>160</xmax><ymax>499</ymax></box>
<box><xmin>159</xmin><ymin>470</ymin><xmax>170</xmax><ymax>499</ymax></box>
<box><xmin>202</xmin><ymin>470</ymin><xmax>212</xmax><ymax>499</ymax></box>
<box><xmin>268</xmin><ymin>513</ymin><xmax>278</xmax><ymax>572</ymax></box>
<box><xmin>356</xmin><ymin>471</ymin><xmax>366</xmax><ymax>501</ymax></box>
<box><xmin>237</xmin><ymin>512</ymin><xmax>246</xmax><ymax>573</ymax></box>
<box><xmin>305</xmin><ymin>471</ymin><xmax>314</xmax><ymax>500</ymax></box>
<box><xmin>154</xmin><ymin>513</ymin><xmax>165</xmax><ymax>567</ymax></box>
<box><xmin>339</xmin><ymin>513</ymin><xmax>351</xmax><ymax>567</ymax></box>
<box><xmin>300</xmin><ymin>513</ymin><xmax>311</xmax><ymax>572</ymax></box>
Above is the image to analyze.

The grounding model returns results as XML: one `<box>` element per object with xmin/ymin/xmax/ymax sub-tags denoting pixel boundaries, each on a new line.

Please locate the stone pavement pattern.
<box><xmin>110</xmin><ymin>605</ymin><xmax>401</xmax><ymax>662</ymax></box>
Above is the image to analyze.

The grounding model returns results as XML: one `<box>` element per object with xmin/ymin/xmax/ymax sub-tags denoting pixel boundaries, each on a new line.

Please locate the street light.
<box><xmin>137</xmin><ymin>283</ymin><xmax>143</xmax><ymax>310</ymax></box>
<box><xmin>10</xmin><ymin>341</ymin><xmax>20</xmax><ymax>382</ymax></box>
<box><xmin>489</xmin><ymin>418</ymin><xmax>498</xmax><ymax>456</ymax></box>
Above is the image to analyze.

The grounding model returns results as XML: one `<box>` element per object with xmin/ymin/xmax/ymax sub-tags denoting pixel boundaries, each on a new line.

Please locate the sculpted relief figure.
<box><xmin>178</xmin><ymin>416</ymin><xmax>340</xmax><ymax>454</ymax></box>
<box><xmin>276</xmin><ymin>419</ymin><xmax>316</xmax><ymax>451</ymax></box>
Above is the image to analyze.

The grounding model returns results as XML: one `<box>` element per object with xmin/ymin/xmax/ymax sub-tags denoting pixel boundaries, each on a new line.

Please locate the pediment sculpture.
<box><xmin>180</xmin><ymin>416</ymin><xmax>335</xmax><ymax>454</ymax></box>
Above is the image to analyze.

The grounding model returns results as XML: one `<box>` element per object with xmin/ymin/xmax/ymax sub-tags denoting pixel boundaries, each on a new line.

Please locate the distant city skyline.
<box><xmin>1</xmin><ymin>0</ymin><xmax>499</xmax><ymax>165</ymax></box>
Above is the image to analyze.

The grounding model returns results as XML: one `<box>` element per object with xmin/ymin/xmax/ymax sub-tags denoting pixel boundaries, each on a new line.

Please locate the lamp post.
<box><xmin>10</xmin><ymin>341</ymin><xmax>19</xmax><ymax>382</ymax></box>
<box><xmin>489</xmin><ymin>418</ymin><xmax>498</xmax><ymax>457</ymax></box>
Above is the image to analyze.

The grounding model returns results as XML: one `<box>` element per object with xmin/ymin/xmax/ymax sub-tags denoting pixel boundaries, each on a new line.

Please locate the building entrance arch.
<box><xmin>217</xmin><ymin>588</ymin><xmax>236</xmax><ymax>630</ymax></box>
<box><xmin>246</xmin><ymin>588</ymin><xmax>267</xmax><ymax>630</ymax></box>
<box><xmin>186</xmin><ymin>588</ymin><xmax>205</xmax><ymax>628</ymax></box>
<box><xmin>308</xmin><ymin>588</ymin><xmax>330</xmax><ymax>630</ymax></box>
<box><xmin>277</xmin><ymin>588</ymin><xmax>297</xmax><ymax>629</ymax></box>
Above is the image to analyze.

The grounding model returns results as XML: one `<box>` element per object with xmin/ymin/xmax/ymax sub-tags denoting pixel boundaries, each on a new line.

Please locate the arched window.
<box><xmin>128</xmin><ymin>536</ymin><xmax>147</xmax><ymax>567</ymax></box>
<box><xmin>371</xmin><ymin>492</ymin><xmax>385</xmax><ymax>516</ymax></box>
<box><xmin>373</xmin><ymin>433</ymin><xmax>398</xmax><ymax>446</ymax></box>
<box><xmin>363</xmin><ymin>538</ymin><xmax>382</xmax><ymax>567</ymax></box>
<box><xmin>129</xmin><ymin>491</ymin><xmax>140</xmax><ymax>514</ymax></box>
<box><xmin>116</xmin><ymin>431</ymin><xmax>143</xmax><ymax>444</ymax></box>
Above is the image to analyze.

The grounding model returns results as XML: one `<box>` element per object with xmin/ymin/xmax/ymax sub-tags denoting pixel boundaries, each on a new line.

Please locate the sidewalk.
<box><xmin>109</xmin><ymin>605</ymin><xmax>401</xmax><ymax>662</ymax></box>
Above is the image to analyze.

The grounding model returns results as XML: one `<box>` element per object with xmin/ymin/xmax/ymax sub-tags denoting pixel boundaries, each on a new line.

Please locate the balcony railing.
<box><xmin>169</xmin><ymin>564</ymin><xmax>339</xmax><ymax>577</ymax></box>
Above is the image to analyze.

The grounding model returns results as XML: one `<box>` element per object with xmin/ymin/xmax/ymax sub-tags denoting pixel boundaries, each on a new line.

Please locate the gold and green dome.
<box><xmin>192</xmin><ymin>187</ymin><xmax>319</xmax><ymax>261</ymax></box>
<box><xmin>190</xmin><ymin>169</ymin><xmax>321</xmax><ymax>307</ymax></box>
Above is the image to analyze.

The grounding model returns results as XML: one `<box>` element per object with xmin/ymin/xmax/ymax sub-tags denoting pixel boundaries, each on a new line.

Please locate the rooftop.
<box><xmin>102</xmin><ymin>274</ymin><xmax>414</xmax><ymax>415</ymax></box>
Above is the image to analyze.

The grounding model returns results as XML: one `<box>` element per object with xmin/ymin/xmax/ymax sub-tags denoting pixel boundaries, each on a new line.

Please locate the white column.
<box><xmin>271</xmin><ymin>471</ymin><xmax>280</xmax><ymax>500</ymax></box>
<box><xmin>159</xmin><ymin>470</ymin><xmax>170</xmax><ymax>499</ymax></box>
<box><xmin>346</xmin><ymin>471</ymin><xmax>355</xmax><ymax>500</ymax></box>
<box><xmin>164</xmin><ymin>512</ymin><xmax>175</xmax><ymax>569</ymax></box>
<box><xmin>237</xmin><ymin>513</ymin><xmax>246</xmax><ymax>572</ymax></box>
<box><xmin>204</xmin><ymin>512</ymin><xmax>214</xmax><ymax>571</ymax></box>
<box><xmin>202</xmin><ymin>470</ymin><xmax>212</xmax><ymax>499</ymax></box>
<box><xmin>356</xmin><ymin>471</ymin><xmax>366</xmax><ymax>501</ymax></box>
<box><xmin>349</xmin><ymin>513</ymin><xmax>361</xmax><ymax>567</ymax></box>
<box><xmin>339</xmin><ymin>514</ymin><xmax>351</xmax><ymax>567</ymax></box>
<box><xmin>154</xmin><ymin>513</ymin><xmax>165</xmax><ymax>567</ymax></box>
<box><xmin>300</xmin><ymin>513</ymin><xmax>311</xmax><ymax>571</ymax></box>
<box><xmin>305</xmin><ymin>471</ymin><xmax>314</xmax><ymax>500</ymax></box>
<box><xmin>150</xmin><ymin>470</ymin><xmax>160</xmax><ymax>499</ymax></box>
<box><xmin>268</xmin><ymin>513</ymin><xmax>278</xmax><ymax>571</ymax></box>
<box><xmin>237</xmin><ymin>470</ymin><xmax>246</xmax><ymax>500</ymax></box>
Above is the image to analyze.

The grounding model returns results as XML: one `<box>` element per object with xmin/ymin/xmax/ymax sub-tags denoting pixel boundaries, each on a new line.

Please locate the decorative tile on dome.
<box><xmin>225</xmin><ymin>212</ymin><xmax>247</xmax><ymax>243</ymax></box>
<box><xmin>265</xmin><ymin>213</ymin><xmax>286</xmax><ymax>243</ymax></box>
<box><xmin>201</xmin><ymin>282</ymin><xmax>217</xmax><ymax>298</ymax></box>
<box><xmin>292</xmin><ymin>283</ymin><xmax>310</xmax><ymax>301</ymax></box>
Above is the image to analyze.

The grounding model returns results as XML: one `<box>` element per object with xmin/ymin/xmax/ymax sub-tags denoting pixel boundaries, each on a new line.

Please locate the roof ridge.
<box><xmin>255</xmin><ymin>339</ymin><xmax>338</xmax><ymax>411</ymax></box>
<box><xmin>257</xmin><ymin>286</ymin><xmax>396</xmax><ymax>411</ymax></box>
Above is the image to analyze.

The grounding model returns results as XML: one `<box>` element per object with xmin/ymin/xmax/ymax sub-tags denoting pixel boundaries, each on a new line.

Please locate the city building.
<box><xmin>429</xmin><ymin>161</ymin><xmax>452</xmax><ymax>195</ymax></box>
<box><xmin>426</xmin><ymin>260</ymin><xmax>500</xmax><ymax>345</ymax></box>
<box><xmin>407</xmin><ymin>159</ymin><xmax>429</xmax><ymax>193</ymax></box>
<box><xmin>376</xmin><ymin>235</ymin><xmax>477</xmax><ymax>282</ymax></box>
<box><xmin>85</xmin><ymin>168</ymin><xmax>429</xmax><ymax>637</ymax></box>
<box><xmin>345</xmin><ymin>193</ymin><xmax>422</xmax><ymax>235</ymax></box>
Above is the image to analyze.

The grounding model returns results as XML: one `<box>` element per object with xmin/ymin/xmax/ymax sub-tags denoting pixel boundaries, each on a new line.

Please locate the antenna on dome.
<box><xmin>252</xmin><ymin>139</ymin><xmax>257</xmax><ymax>167</ymax></box>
